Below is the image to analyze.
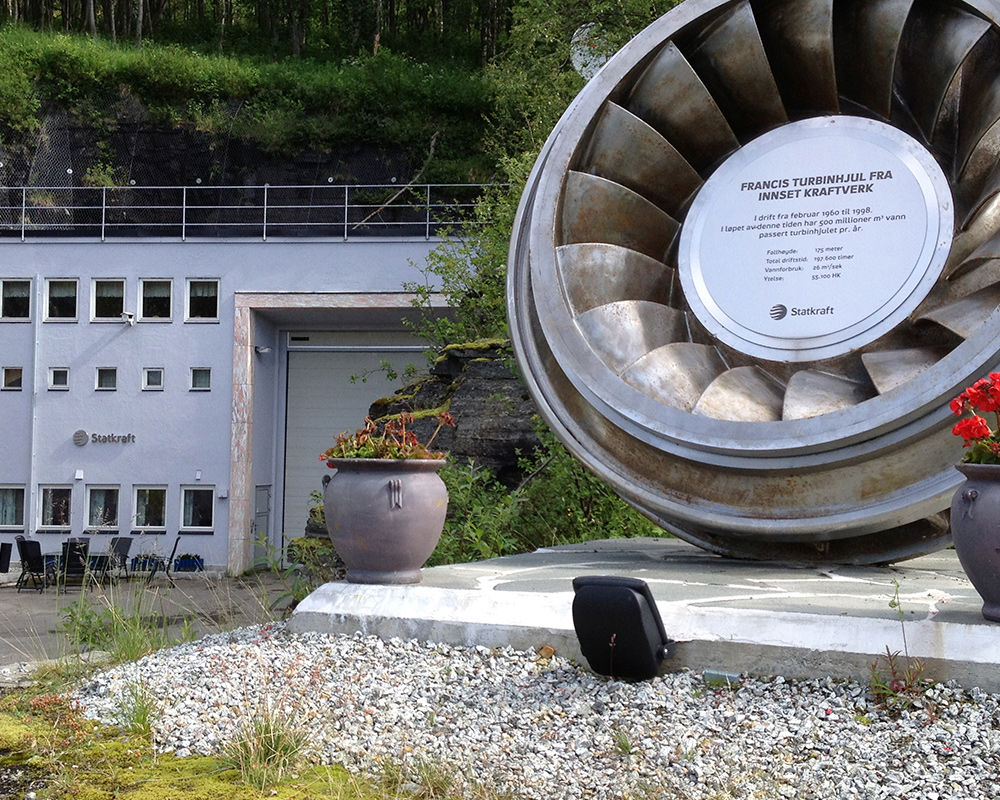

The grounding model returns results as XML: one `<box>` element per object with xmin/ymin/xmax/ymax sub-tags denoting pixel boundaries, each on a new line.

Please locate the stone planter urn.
<box><xmin>950</xmin><ymin>463</ymin><xmax>1000</xmax><ymax>622</ymax></box>
<box><xmin>323</xmin><ymin>458</ymin><xmax>448</xmax><ymax>584</ymax></box>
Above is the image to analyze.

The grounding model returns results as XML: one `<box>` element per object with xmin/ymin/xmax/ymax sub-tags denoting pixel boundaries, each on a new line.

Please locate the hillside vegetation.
<box><xmin>0</xmin><ymin>0</ymin><xmax>678</xmax><ymax>185</ymax></box>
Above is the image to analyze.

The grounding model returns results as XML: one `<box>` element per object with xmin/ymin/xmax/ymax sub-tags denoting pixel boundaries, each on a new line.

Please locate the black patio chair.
<box><xmin>58</xmin><ymin>537</ymin><xmax>90</xmax><ymax>590</ymax></box>
<box><xmin>146</xmin><ymin>536</ymin><xmax>181</xmax><ymax>587</ymax></box>
<box><xmin>106</xmin><ymin>536</ymin><xmax>133</xmax><ymax>582</ymax></box>
<box><xmin>15</xmin><ymin>536</ymin><xmax>51</xmax><ymax>593</ymax></box>
<box><xmin>0</xmin><ymin>541</ymin><xmax>11</xmax><ymax>574</ymax></box>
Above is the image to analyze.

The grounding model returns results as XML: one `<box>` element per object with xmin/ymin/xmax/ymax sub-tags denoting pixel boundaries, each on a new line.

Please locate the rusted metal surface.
<box><xmin>508</xmin><ymin>0</ymin><xmax>1000</xmax><ymax>563</ymax></box>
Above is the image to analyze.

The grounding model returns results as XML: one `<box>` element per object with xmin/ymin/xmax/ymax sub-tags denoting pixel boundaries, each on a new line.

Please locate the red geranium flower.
<box><xmin>953</xmin><ymin>415</ymin><xmax>991</xmax><ymax>443</ymax></box>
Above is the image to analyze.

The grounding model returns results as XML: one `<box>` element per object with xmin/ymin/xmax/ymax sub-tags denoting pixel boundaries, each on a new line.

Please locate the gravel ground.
<box><xmin>73</xmin><ymin>623</ymin><xmax>1000</xmax><ymax>799</ymax></box>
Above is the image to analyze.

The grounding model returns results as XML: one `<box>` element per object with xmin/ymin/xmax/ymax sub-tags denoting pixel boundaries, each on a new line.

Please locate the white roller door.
<box><xmin>282</xmin><ymin>331</ymin><xmax>423</xmax><ymax>544</ymax></box>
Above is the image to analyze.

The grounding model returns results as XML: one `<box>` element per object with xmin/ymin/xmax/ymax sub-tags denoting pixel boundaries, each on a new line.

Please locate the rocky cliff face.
<box><xmin>3</xmin><ymin>106</ymin><xmax>412</xmax><ymax>188</ymax></box>
<box><xmin>369</xmin><ymin>341</ymin><xmax>540</xmax><ymax>486</ymax></box>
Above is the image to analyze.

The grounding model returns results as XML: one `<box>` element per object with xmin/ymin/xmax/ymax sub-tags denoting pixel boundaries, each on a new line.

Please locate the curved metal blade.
<box><xmin>957</xmin><ymin>136</ymin><xmax>1000</xmax><ymax>228</ymax></box>
<box><xmin>561</xmin><ymin>171</ymin><xmax>680</xmax><ymax>262</ymax></box>
<box><xmin>943</xmin><ymin>226</ymin><xmax>1000</xmax><ymax>282</ymax></box>
<box><xmin>627</xmin><ymin>40</ymin><xmax>739</xmax><ymax>172</ymax></box>
<box><xmin>861</xmin><ymin>347</ymin><xmax>952</xmax><ymax>394</ymax></box>
<box><xmin>944</xmin><ymin>192</ymin><xmax>1000</xmax><ymax>279</ymax></box>
<box><xmin>948</xmin><ymin>257</ymin><xmax>1000</xmax><ymax>301</ymax></box>
<box><xmin>956</xmin><ymin>31</ymin><xmax>1000</xmax><ymax>180</ymax></box>
<box><xmin>581</xmin><ymin>102</ymin><xmax>703</xmax><ymax>217</ymax></box>
<box><xmin>834</xmin><ymin>0</ymin><xmax>913</xmax><ymax>118</ymax></box>
<box><xmin>916</xmin><ymin>283</ymin><xmax>1000</xmax><ymax>338</ymax></box>
<box><xmin>693</xmin><ymin>366</ymin><xmax>784</xmax><ymax>422</ymax></box>
<box><xmin>577</xmin><ymin>301</ymin><xmax>687</xmax><ymax>374</ymax></box>
<box><xmin>751</xmin><ymin>0</ymin><xmax>838</xmax><ymax>115</ymax></box>
<box><xmin>893</xmin><ymin>2</ymin><xmax>989</xmax><ymax>141</ymax></box>
<box><xmin>678</xmin><ymin>0</ymin><xmax>787</xmax><ymax>140</ymax></box>
<box><xmin>782</xmin><ymin>370</ymin><xmax>874</xmax><ymax>420</ymax></box>
<box><xmin>556</xmin><ymin>243</ymin><xmax>673</xmax><ymax>314</ymax></box>
<box><xmin>621</xmin><ymin>342</ymin><xmax>727</xmax><ymax>411</ymax></box>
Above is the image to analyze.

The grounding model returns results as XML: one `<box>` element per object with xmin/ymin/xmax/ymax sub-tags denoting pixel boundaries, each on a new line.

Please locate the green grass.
<box><xmin>0</xmin><ymin>25</ymin><xmax>493</xmax><ymax>181</ymax></box>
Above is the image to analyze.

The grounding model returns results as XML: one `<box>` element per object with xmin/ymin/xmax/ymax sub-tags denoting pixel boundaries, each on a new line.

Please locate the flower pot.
<box><xmin>950</xmin><ymin>463</ymin><xmax>1000</xmax><ymax>622</ymax></box>
<box><xmin>174</xmin><ymin>556</ymin><xmax>204</xmax><ymax>572</ymax></box>
<box><xmin>323</xmin><ymin>458</ymin><xmax>448</xmax><ymax>584</ymax></box>
<box><xmin>131</xmin><ymin>556</ymin><xmax>164</xmax><ymax>572</ymax></box>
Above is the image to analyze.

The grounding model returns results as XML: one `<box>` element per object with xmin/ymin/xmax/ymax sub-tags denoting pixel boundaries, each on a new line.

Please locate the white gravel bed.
<box><xmin>73</xmin><ymin>623</ymin><xmax>1000</xmax><ymax>799</ymax></box>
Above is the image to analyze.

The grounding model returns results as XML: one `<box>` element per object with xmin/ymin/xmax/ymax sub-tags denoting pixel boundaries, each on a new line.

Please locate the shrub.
<box><xmin>431</xmin><ymin>420</ymin><xmax>663</xmax><ymax>565</ymax></box>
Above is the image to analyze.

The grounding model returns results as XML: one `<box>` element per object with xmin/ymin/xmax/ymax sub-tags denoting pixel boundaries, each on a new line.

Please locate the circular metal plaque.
<box><xmin>678</xmin><ymin>117</ymin><xmax>953</xmax><ymax>361</ymax></box>
<box><xmin>72</xmin><ymin>429</ymin><xmax>88</xmax><ymax>446</ymax></box>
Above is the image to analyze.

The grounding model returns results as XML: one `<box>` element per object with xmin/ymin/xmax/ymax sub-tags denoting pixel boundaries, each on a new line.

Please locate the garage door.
<box><xmin>282</xmin><ymin>331</ymin><xmax>424</xmax><ymax>544</ymax></box>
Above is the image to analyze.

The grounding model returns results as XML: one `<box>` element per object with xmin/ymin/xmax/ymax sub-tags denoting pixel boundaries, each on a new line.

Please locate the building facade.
<box><xmin>0</xmin><ymin>185</ymin><xmax>452</xmax><ymax>574</ymax></box>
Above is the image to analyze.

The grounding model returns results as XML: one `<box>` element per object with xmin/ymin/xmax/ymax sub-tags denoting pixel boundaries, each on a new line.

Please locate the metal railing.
<box><xmin>0</xmin><ymin>183</ymin><xmax>490</xmax><ymax>241</ymax></box>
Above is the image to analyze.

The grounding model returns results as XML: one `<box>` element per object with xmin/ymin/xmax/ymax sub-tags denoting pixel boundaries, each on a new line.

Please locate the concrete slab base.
<box><xmin>289</xmin><ymin>538</ymin><xmax>1000</xmax><ymax>691</ymax></box>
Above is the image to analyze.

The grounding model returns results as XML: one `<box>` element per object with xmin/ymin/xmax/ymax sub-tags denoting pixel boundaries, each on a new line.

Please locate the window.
<box><xmin>134</xmin><ymin>486</ymin><xmax>166</xmax><ymax>530</ymax></box>
<box><xmin>1</xmin><ymin>280</ymin><xmax>30</xmax><ymax>319</ymax></box>
<box><xmin>45</xmin><ymin>279</ymin><xmax>77</xmax><ymax>320</ymax></box>
<box><xmin>2</xmin><ymin>367</ymin><xmax>22</xmax><ymax>390</ymax></box>
<box><xmin>96</xmin><ymin>367</ymin><xmax>117</xmax><ymax>391</ymax></box>
<box><xmin>186</xmin><ymin>279</ymin><xmax>219</xmax><ymax>320</ymax></box>
<box><xmin>49</xmin><ymin>367</ymin><xmax>69</xmax><ymax>390</ymax></box>
<box><xmin>39</xmin><ymin>485</ymin><xmax>72</xmax><ymax>529</ymax></box>
<box><xmin>0</xmin><ymin>486</ymin><xmax>24</xmax><ymax>529</ymax></box>
<box><xmin>142</xmin><ymin>367</ymin><xmax>164</xmax><ymax>391</ymax></box>
<box><xmin>86</xmin><ymin>486</ymin><xmax>119</xmax><ymax>529</ymax></box>
<box><xmin>190</xmin><ymin>367</ymin><xmax>211</xmax><ymax>391</ymax></box>
<box><xmin>181</xmin><ymin>486</ymin><xmax>214</xmax><ymax>530</ymax></box>
<box><xmin>140</xmin><ymin>279</ymin><xmax>171</xmax><ymax>320</ymax></box>
<box><xmin>92</xmin><ymin>279</ymin><xmax>125</xmax><ymax>320</ymax></box>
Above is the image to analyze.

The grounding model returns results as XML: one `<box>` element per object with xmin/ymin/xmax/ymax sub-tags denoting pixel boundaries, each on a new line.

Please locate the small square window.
<box><xmin>2</xmin><ymin>367</ymin><xmax>22</xmax><ymax>390</ymax></box>
<box><xmin>45</xmin><ymin>279</ymin><xmax>78</xmax><ymax>320</ymax></box>
<box><xmin>190</xmin><ymin>367</ymin><xmax>211</xmax><ymax>391</ymax></box>
<box><xmin>92</xmin><ymin>279</ymin><xmax>125</xmax><ymax>320</ymax></box>
<box><xmin>49</xmin><ymin>367</ymin><xmax>69</xmax><ymax>390</ymax></box>
<box><xmin>39</xmin><ymin>485</ymin><xmax>72</xmax><ymax>529</ymax></box>
<box><xmin>0</xmin><ymin>486</ymin><xmax>25</xmax><ymax>529</ymax></box>
<box><xmin>1</xmin><ymin>280</ymin><xmax>30</xmax><ymax>320</ymax></box>
<box><xmin>134</xmin><ymin>486</ymin><xmax>167</xmax><ymax>530</ymax></box>
<box><xmin>181</xmin><ymin>486</ymin><xmax>214</xmax><ymax>530</ymax></box>
<box><xmin>186</xmin><ymin>279</ymin><xmax>219</xmax><ymax>320</ymax></box>
<box><xmin>142</xmin><ymin>367</ymin><xmax>164</xmax><ymax>391</ymax></box>
<box><xmin>140</xmin><ymin>279</ymin><xmax>172</xmax><ymax>320</ymax></box>
<box><xmin>96</xmin><ymin>367</ymin><xmax>117</xmax><ymax>391</ymax></box>
<box><xmin>86</xmin><ymin>485</ymin><xmax>119</xmax><ymax>529</ymax></box>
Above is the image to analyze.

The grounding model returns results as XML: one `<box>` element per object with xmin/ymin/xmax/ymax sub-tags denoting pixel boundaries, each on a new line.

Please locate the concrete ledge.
<box><xmin>289</xmin><ymin>538</ymin><xmax>1000</xmax><ymax>691</ymax></box>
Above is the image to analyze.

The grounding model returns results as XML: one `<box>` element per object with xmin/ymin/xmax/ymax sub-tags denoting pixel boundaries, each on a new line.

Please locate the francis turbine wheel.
<box><xmin>508</xmin><ymin>0</ymin><xmax>1000</xmax><ymax>564</ymax></box>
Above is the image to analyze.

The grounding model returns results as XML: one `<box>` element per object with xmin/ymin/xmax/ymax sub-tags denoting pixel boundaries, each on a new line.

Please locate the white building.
<box><xmin>0</xmin><ymin>184</ymin><xmax>459</xmax><ymax>574</ymax></box>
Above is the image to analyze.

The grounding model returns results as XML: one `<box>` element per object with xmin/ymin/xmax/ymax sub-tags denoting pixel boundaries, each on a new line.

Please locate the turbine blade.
<box><xmin>556</xmin><ymin>243</ymin><xmax>673</xmax><ymax>314</ymax></box>
<box><xmin>861</xmin><ymin>347</ymin><xmax>951</xmax><ymax>394</ymax></box>
<box><xmin>693</xmin><ymin>366</ymin><xmax>785</xmax><ymax>422</ymax></box>
<box><xmin>782</xmin><ymin>370</ymin><xmax>874</xmax><ymax>419</ymax></box>
<box><xmin>581</xmin><ymin>102</ymin><xmax>703</xmax><ymax>217</ymax></box>
<box><xmin>577</xmin><ymin>301</ymin><xmax>687</xmax><ymax>374</ymax></box>
<box><xmin>561</xmin><ymin>171</ymin><xmax>680</xmax><ymax>262</ymax></box>
<box><xmin>627</xmin><ymin>40</ymin><xmax>740</xmax><ymax>171</ymax></box>
<box><xmin>621</xmin><ymin>342</ymin><xmax>726</xmax><ymax>411</ymax></box>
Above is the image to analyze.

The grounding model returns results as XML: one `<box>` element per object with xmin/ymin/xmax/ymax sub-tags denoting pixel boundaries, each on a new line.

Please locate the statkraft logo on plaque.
<box><xmin>678</xmin><ymin>116</ymin><xmax>953</xmax><ymax>362</ymax></box>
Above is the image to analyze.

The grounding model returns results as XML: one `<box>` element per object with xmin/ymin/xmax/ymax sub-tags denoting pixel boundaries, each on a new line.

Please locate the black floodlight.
<box><xmin>572</xmin><ymin>576</ymin><xmax>672</xmax><ymax>681</ymax></box>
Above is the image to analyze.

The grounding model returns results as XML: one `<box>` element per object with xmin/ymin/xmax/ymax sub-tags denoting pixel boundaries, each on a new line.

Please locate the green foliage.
<box><xmin>869</xmin><ymin>579</ymin><xmax>933</xmax><ymax>714</ymax></box>
<box><xmin>115</xmin><ymin>680</ymin><xmax>160</xmax><ymax>740</ymax></box>
<box><xmin>430</xmin><ymin>420</ymin><xmax>663</xmax><ymax>566</ymax></box>
<box><xmin>58</xmin><ymin>586</ymin><xmax>177</xmax><ymax>663</ymax></box>
<box><xmin>255</xmin><ymin>533</ymin><xmax>343</xmax><ymax>611</ymax></box>
<box><xmin>0</xmin><ymin>28</ymin><xmax>491</xmax><ymax>180</ymax></box>
<box><xmin>220</xmin><ymin>709</ymin><xmax>308</xmax><ymax>791</ymax></box>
